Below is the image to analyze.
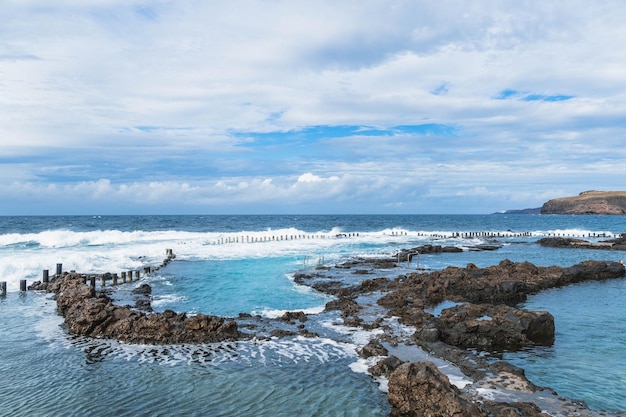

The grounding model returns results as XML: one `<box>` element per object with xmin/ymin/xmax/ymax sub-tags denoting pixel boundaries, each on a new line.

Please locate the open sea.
<box><xmin>1</xmin><ymin>214</ymin><xmax>625</xmax><ymax>415</ymax></box>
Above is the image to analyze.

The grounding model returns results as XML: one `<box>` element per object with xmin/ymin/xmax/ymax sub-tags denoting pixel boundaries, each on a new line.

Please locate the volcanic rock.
<box><xmin>49</xmin><ymin>273</ymin><xmax>241</xmax><ymax>344</ymax></box>
<box><xmin>387</xmin><ymin>361</ymin><xmax>551</xmax><ymax>417</ymax></box>
<box><xmin>358</xmin><ymin>339</ymin><xmax>388</xmax><ymax>358</ymax></box>
<box><xmin>435</xmin><ymin>303</ymin><xmax>554</xmax><ymax>350</ymax></box>
<box><xmin>388</xmin><ymin>361</ymin><xmax>486</xmax><ymax>417</ymax></box>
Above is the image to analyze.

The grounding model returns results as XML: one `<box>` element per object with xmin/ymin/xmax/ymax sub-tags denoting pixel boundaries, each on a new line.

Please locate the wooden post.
<box><xmin>89</xmin><ymin>276</ymin><xmax>96</xmax><ymax>287</ymax></box>
<box><xmin>144</xmin><ymin>267</ymin><xmax>151</xmax><ymax>275</ymax></box>
<box><xmin>100</xmin><ymin>275</ymin><xmax>106</xmax><ymax>287</ymax></box>
<box><xmin>43</xmin><ymin>269</ymin><xmax>49</xmax><ymax>284</ymax></box>
<box><xmin>112</xmin><ymin>274</ymin><xmax>118</xmax><ymax>286</ymax></box>
<box><xmin>121</xmin><ymin>271</ymin><xmax>127</xmax><ymax>284</ymax></box>
<box><xmin>56</xmin><ymin>263</ymin><xmax>63</xmax><ymax>275</ymax></box>
<box><xmin>20</xmin><ymin>279</ymin><xmax>27</xmax><ymax>292</ymax></box>
<box><xmin>127</xmin><ymin>271</ymin><xmax>133</xmax><ymax>282</ymax></box>
<box><xmin>0</xmin><ymin>281</ymin><xmax>6</xmax><ymax>296</ymax></box>
<box><xmin>135</xmin><ymin>270</ymin><xmax>140</xmax><ymax>280</ymax></box>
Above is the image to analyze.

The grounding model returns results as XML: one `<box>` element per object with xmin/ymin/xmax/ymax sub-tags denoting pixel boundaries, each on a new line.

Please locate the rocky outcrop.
<box><xmin>358</xmin><ymin>339</ymin><xmax>389</xmax><ymax>358</ymax></box>
<box><xmin>395</xmin><ymin>243</ymin><xmax>501</xmax><ymax>262</ymax></box>
<box><xmin>378</xmin><ymin>259</ymin><xmax>625</xmax><ymax>309</ymax></box>
<box><xmin>388</xmin><ymin>361</ymin><xmax>550</xmax><ymax>417</ymax></box>
<box><xmin>388</xmin><ymin>361</ymin><xmax>486</xmax><ymax>417</ymax></box>
<box><xmin>541</xmin><ymin>190</ymin><xmax>626</xmax><ymax>214</ymax></box>
<box><xmin>49</xmin><ymin>272</ymin><xmax>241</xmax><ymax>344</ymax></box>
<box><xmin>435</xmin><ymin>304</ymin><xmax>554</xmax><ymax>350</ymax></box>
<box><xmin>372</xmin><ymin>259</ymin><xmax>624</xmax><ymax>351</ymax></box>
<box><xmin>538</xmin><ymin>236</ymin><xmax>626</xmax><ymax>251</ymax></box>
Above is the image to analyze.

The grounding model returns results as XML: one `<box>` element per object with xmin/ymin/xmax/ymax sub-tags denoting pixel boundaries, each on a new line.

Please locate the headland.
<box><xmin>541</xmin><ymin>191</ymin><xmax>626</xmax><ymax>215</ymax></box>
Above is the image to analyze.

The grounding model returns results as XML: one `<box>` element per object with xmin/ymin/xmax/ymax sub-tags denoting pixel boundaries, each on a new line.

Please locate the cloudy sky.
<box><xmin>2</xmin><ymin>1</ymin><xmax>625</xmax><ymax>215</ymax></box>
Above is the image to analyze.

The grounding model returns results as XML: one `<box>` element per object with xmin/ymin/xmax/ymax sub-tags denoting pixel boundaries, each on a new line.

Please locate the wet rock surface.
<box><xmin>46</xmin><ymin>273</ymin><xmax>242</xmax><ymax>344</ymax></box>
<box><xmin>539</xmin><ymin>235</ymin><xmax>626</xmax><ymax>251</ymax></box>
<box><xmin>435</xmin><ymin>303</ymin><xmax>555</xmax><ymax>350</ymax></box>
<box><xmin>388</xmin><ymin>361</ymin><xmax>486</xmax><ymax>417</ymax></box>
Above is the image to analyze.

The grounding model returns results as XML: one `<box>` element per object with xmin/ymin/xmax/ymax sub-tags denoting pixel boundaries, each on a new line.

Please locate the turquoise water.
<box><xmin>1</xmin><ymin>214</ymin><xmax>626</xmax><ymax>414</ymax></box>
<box><xmin>505</xmin><ymin>278</ymin><xmax>626</xmax><ymax>411</ymax></box>
<box><xmin>149</xmin><ymin>257</ymin><xmax>331</xmax><ymax>316</ymax></box>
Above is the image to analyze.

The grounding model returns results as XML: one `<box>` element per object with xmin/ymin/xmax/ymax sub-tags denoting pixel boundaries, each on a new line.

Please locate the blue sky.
<box><xmin>1</xmin><ymin>1</ymin><xmax>626</xmax><ymax>215</ymax></box>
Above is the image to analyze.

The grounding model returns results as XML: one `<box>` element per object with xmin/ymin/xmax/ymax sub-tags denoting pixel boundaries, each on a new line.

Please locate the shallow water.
<box><xmin>0</xmin><ymin>293</ymin><xmax>389</xmax><ymax>417</ymax></box>
<box><xmin>505</xmin><ymin>278</ymin><xmax>626</xmax><ymax>411</ymax></box>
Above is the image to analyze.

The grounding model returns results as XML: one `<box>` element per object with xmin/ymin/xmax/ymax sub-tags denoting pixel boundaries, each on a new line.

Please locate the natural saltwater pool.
<box><xmin>1</xmin><ymin>214</ymin><xmax>625</xmax><ymax>415</ymax></box>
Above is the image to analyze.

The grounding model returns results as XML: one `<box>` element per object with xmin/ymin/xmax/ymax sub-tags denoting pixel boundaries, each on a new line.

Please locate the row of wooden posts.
<box><xmin>213</xmin><ymin>231</ymin><xmax>620</xmax><ymax>245</ymax></box>
<box><xmin>212</xmin><ymin>233</ymin><xmax>360</xmax><ymax>245</ymax></box>
<box><xmin>0</xmin><ymin>249</ymin><xmax>176</xmax><ymax>297</ymax></box>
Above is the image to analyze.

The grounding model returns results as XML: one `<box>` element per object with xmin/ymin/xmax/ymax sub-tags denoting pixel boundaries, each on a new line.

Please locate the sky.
<box><xmin>1</xmin><ymin>1</ymin><xmax>626</xmax><ymax>215</ymax></box>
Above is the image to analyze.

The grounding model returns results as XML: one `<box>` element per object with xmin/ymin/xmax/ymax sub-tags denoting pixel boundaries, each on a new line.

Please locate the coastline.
<box><xmin>27</xmin><ymin>246</ymin><xmax>626</xmax><ymax>416</ymax></box>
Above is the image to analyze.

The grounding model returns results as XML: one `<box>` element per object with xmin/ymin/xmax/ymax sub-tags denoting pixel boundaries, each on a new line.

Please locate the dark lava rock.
<box><xmin>47</xmin><ymin>273</ymin><xmax>242</xmax><ymax>344</ymax></box>
<box><xmin>387</xmin><ymin>361</ymin><xmax>550</xmax><ymax>417</ymax></box>
<box><xmin>358</xmin><ymin>339</ymin><xmax>388</xmax><ymax>358</ymax></box>
<box><xmin>380</xmin><ymin>259</ymin><xmax>625</xmax><ymax>309</ymax></box>
<box><xmin>369</xmin><ymin>355</ymin><xmax>404</xmax><ymax>378</ymax></box>
<box><xmin>435</xmin><ymin>303</ymin><xmax>555</xmax><ymax>350</ymax></box>
<box><xmin>277</xmin><ymin>311</ymin><xmax>308</xmax><ymax>323</ymax></box>
<box><xmin>132</xmin><ymin>283</ymin><xmax>153</xmax><ymax>312</ymax></box>
<box><xmin>388</xmin><ymin>361</ymin><xmax>486</xmax><ymax>417</ymax></box>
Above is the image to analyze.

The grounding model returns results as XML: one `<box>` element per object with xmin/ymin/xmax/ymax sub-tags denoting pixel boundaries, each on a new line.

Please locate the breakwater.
<box><xmin>209</xmin><ymin>230</ymin><xmax>621</xmax><ymax>245</ymax></box>
<box><xmin>0</xmin><ymin>248</ymin><xmax>176</xmax><ymax>297</ymax></box>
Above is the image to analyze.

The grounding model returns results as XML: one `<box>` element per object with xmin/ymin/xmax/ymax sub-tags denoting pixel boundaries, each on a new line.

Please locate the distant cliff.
<box><xmin>496</xmin><ymin>207</ymin><xmax>541</xmax><ymax>214</ymax></box>
<box><xmin>541</xmin><ymin>191</ymin><xmax>626</xmax><ymax>214</ymax></box>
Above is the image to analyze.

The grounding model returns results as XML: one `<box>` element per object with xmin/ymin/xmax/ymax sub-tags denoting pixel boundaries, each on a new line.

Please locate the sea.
<box><xmin>1</xmin><ymin>214</ymin><xmax>625</xmax><ymax>416</ymax></box>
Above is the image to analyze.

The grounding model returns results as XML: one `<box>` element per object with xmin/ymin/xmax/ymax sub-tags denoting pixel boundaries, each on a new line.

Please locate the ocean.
<box><xmin>0</xmin><ymin>214</ymin><xmax>625</xmax><ymax>415</ymax></box>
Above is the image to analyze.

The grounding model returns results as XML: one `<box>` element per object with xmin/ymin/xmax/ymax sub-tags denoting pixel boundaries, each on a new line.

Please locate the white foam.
<box><xmin>320</xmin><ymin>318</ymin><xmax>384</xmax><ymax>345</ymax></box>
<box><xmin>47</xmin><ymin>330</ymin><xmax>357</xmax><ymax>368</ymax></box>
<box><xmin>384</xmin><ymin>316</ymin><xmax>418</xmax><ymax>340</ymax></box>
<box><xmin>1</xmin><ymin>224</ymin><xmax>617</xmax><ymax>292</ymax></box>
<box><xmin>448</xmin><ymin>374</ymin><xmax>472</xmax><ymax>389</ymax></box>
<box><xmin>474</xmin><ymin>387</ymin><xmax>499</xmax><ymax>401</ymax></box>
<box><xmin>151</xmin><ymin>294</ymin><xmax>187</xmax><ymax>308</ymax></box>
<box><xmin>255</xmin><ymin>305</ymin><xmax>326</xmax><ymax>319</ymax></box>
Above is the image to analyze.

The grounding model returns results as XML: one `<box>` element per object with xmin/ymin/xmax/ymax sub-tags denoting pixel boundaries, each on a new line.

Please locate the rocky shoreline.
<box><xmin>32</xmin><ymin>245</ymin><xmax>626</xmax><ymax>417</ymax></box>
<box><xmin>309</xmin><ymin>255</ymin><xmax>625</xmax><ymax>416</ymax></box>
<box><xmin>538</xmin><ymin>235</ymin><xmax>626</xmax><ymax>251</ymax></box>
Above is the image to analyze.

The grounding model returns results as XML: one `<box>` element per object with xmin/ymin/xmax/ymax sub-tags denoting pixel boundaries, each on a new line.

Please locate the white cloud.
<box><xmin>1</xmin><ymin>1</ymin><xmax>626</xmax><ymax>214</ymax></box>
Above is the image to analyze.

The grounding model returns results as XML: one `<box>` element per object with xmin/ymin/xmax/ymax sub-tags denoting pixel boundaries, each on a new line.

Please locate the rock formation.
<box><xmin>435</xmin><ymin>303</ymin><xmax>555</xmax><ymax>350</ymax></box>
<box><xmin>538</xmin><ymin>235</ymin><xmax>626</xmax><ymax>251</ymax></box>
<box><xmin>313</xmin><ymin>257</ymin><xmax>625</xmax><ymax>416</ymax></box>
<box><xmin>541</xmin><ymin>190</ymin><xmax>626</xmax><ymax>214</ymax></box>
<box><xmin>388</xmin><ymin>361</ymin><xmax>486</xmax><ymax>417</ymax></box>
<box><xmin>388</xmin><ymin>361</ymin><xmax>550</xmax><ymax>417</ymax></box>
<box><xmin>47</xmin><ymin>272</ymin><xmax>241</xmax><ymax>344</ymax></box>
